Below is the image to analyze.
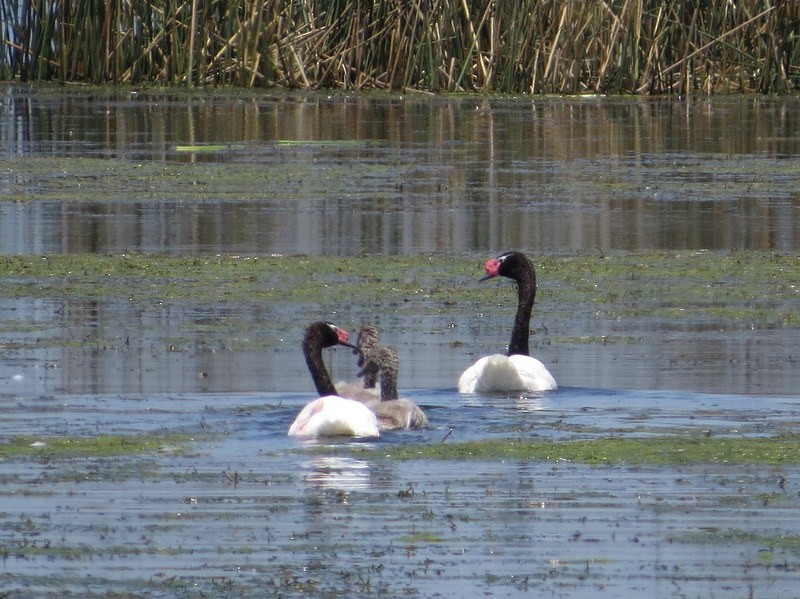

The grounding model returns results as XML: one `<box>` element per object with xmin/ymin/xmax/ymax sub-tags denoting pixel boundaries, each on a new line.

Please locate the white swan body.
<box><xmin>288</xmin><ymin>395</ymin><xmax>380</xmax><ymax>438</ymax></box>
<box><xmin>458</xmin><ymin>353</ymin><xmax>557</xmax><ymax>394</ymax></box>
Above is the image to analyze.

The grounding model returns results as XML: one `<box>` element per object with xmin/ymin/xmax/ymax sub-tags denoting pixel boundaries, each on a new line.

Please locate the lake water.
<box><xmin>0</xmin><ymin>86</ymin><xmax>799</xmax><ymax>598</ymax></box>
<box><xmin>2</xmin><ymin>88</ymin><xmax>799</xmax><ymax>257</ymax></box>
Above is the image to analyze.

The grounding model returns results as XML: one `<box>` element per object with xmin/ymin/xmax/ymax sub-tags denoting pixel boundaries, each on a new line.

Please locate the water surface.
<box><xmin>1</xmin><ymin>87</ymin><xmax>799</xmax><ymax>256</ymax></box>
<box><xmin>1</xmin><ymin>88</ymin><xmax>799</xmax><ymax>395</ymax></box>
<box><xmin>1</xmin><ymin>87</ymin><xmax>799</xmax><ymax>598</ymax></box>
<box><xmin>2</xmin><ymin>387</ymin><xmax>800</xmax><ymax>598</ymax></box>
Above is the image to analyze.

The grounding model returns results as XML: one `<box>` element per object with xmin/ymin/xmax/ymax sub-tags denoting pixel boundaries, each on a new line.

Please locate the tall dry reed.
<box><xmin>1</xmin><ymin>0</ymin><xmax>797</xmax><ymax>93</ymax></box>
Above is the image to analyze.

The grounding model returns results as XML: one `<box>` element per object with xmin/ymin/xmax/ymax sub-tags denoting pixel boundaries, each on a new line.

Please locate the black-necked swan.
<box><xmin>458</xmin><ymin>251</ymin><xmax>557</xmax><ymax>394</ymax></box>
<box><xmin>287</xmin><ymin>321</ymin><xmax>380</xmax><ymax>438</ymax></box>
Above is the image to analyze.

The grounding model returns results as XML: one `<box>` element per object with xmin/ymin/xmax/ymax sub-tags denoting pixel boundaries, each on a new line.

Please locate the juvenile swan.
<box><xmin>357</xmin><ymin>329</ymin><xmax>428</xmax><ymax>430</ymax></box>
<box><xmin>333</xmin><ymin>325</ymin><xmax>382</xmax><ymax>401</ymax></box>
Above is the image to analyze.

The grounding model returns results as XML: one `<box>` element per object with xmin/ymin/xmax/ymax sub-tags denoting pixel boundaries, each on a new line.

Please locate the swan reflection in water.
<box><xmin>301</xmin><ymin>455</ymin><xmax>375</xmax><ymax>492</ymax></box>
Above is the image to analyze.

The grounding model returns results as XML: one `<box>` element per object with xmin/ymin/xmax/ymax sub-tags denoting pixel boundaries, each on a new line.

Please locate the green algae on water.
<box><xmin>0</xmin><ymin>251</ymin><xmax>797</xmax><ymax>354</ymax></box>
<box><xmin>352</xmin><ymin>434</ymin><xmax>800</xmax><ymax>466</ymax></box>
<box><xmin>679</xmin><ymin>528</ymin><xmax>800</xmax><ymax>556</ymax></box>
<box><xmin>0</xmin><ymin>250</ymin><xmax>796</xmax><ymax>315</ymax></box>
<box><xmin>398</xmin><ymin>531</ymin><xmax>444</xmax><ymax>544</ymax></box>
<box><xmin>0</xmin><ymin>432</ymin><xmax>197</xmax><ymax>458</ymax></box>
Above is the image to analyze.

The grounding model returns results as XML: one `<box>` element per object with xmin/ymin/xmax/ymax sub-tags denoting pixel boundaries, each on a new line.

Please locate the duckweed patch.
<box><xmin>680</xmin><ymin>528</ymin><xmax>800</xmax><ymax>556</ymax></box>
<box><xmin>0</xmin><ymin>253</ymin><xmax>465</xmax><ymax>307</ymax></box>
<box><xmin>0</xmin><ymin>156</ymin><xmax>340</xmax><ymax>203</ymax></box>
<box><xmin>0</xmin><ymin>432</ymin><xmax>197</xmax><ymax>458</ymax></box>
<box><xmin>399</xmin><ymin>532</ymin><xmax>444</xmax><ymax>543</ymax></box>
<box><xmin>0</xmin><ymin>251</ymin><xmax>796</xmax><ymax>327</ymax></box>
<box><xmin>2</xmin><ymin>540</ymin><xmax>201</xmax><ymax>561</ymax></box>
<box><xmin>0</xmin><ymin>251</ymin><xmax>797</xmax><ymax>362</ymax></box>
<box><xmin>355</xmin><ymin>434</ymin><xmax>800</xmax><ymax>465</ymax></box>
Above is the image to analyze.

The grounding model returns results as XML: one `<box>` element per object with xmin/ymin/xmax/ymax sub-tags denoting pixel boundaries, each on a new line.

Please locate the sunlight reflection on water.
<box><xmin>1</xmin><ymin>90</ymin><xmax>799</xmax><ymax>256</ymax></box>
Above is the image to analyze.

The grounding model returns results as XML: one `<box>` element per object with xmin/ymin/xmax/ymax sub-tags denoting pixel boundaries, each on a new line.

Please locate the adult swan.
<box><xmin>458</xmin><ymin>251</ymin><xmax>557</xmax><ymax>394</ymax></box>
<box><xmin>288</xmin><ymin>322</ymin><xmax>380</xmax><ymax>438</ymax></box>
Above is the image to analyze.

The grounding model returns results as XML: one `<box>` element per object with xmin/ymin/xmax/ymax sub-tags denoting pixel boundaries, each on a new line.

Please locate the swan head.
<box><xmin>357</xmin><ymin>325</ymin><xmax>380</xmax><ymax>350</ymax></box>
<box><xmin>327</xmin><ymin>322</ymin><xmax>356</xmax><ymax>348</ymax></box>
<box><xmin>480</xmin><ymin>251</ymin><xmax>533</xmax><ymax>282</ymax></box>
<box><xmin>305</xmin><ymin>321</ymin><xmax>356</xmax><ymax>350</ymax></box>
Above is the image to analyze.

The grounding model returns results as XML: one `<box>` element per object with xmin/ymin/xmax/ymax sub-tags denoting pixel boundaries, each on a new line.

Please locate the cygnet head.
<box><xmin>355</xmin><ymin>325</ymin><xmax>381</xmax><ymax>387</ymax></box>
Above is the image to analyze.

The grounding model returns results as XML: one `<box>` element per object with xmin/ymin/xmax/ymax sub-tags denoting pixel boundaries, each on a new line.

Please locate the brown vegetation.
<box><xmin>1</xmin><ymin>0</ymin><xmax>798</xmax><ymax>94</ymax></box>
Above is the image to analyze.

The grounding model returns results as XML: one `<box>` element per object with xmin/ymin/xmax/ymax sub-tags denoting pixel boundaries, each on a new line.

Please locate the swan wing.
<box><xmin>372</xmin><ymin>398</ymin><xmax>428</xmax><ymax>431</ymax></box>
<box><xmin>508</xmin><ymin>354</ymin><xmax>558</xmax><ymax>391</ymax></box>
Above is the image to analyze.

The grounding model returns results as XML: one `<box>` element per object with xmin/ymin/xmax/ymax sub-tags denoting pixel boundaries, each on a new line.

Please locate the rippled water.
<box><xmin>3</xmin><ymin>387</ymin><xmax>800</xmax><ymax>597</ymax></box>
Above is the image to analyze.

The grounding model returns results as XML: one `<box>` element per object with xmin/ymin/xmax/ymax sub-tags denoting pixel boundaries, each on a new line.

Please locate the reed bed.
<box><xmin>1</xmin><ymin>0</ymin><xmax>798</xmax><ymax>94</ymax></box>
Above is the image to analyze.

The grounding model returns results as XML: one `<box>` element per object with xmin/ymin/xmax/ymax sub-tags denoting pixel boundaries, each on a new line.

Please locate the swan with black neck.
<box><xmin>457</xmin><ymin>251</ymin><xmax>557</xmax><ymax>394</ymax></box>
<box><xmin>288</xmin><ymin>322</ymin><xmax>380</xmax><ymax>438</ymax></box>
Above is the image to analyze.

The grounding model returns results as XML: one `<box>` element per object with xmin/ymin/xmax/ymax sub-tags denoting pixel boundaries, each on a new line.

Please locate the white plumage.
<box><xmin>288</xmin><ymin>395</ymin><xmax>380</xmax><ymax>438</ymax></box>
<box><xmin>288</xmin><ymin>321</ymin><xmax>381</xmax><ymax>439</ymax></box>
<box><xmin>458</xmin><ymin>353</ymin><xmax>557</xmax><ymax>394</ymax></box>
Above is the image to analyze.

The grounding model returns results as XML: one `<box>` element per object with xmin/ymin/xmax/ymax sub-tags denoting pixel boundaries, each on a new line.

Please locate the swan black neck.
<box><xmin>302</xmin><ymin>322</ymin><xmax>340</xmax><ymax>396</ymax></box>
<box><xmin>499</xmin><ymin>252</ymin><xmax>537</xmax><ymax>357</ymax></box>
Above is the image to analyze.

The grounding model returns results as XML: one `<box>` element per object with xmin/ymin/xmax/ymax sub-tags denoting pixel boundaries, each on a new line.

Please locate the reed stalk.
<box><xmin>1</xmin><ymin>0</ymin><xmax>797</xmax><ymax>94</ymax></box>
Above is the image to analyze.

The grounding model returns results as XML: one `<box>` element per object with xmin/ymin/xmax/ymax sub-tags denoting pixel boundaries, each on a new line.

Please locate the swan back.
<box><xmin>371</xmin><ymin>398</ymin><xmax>428</xmax><ymax>430</ymax></box>
<box><xmin>334</xmin><ymin>380</ymin><xmax>380</xmax><ymax>402</ymax></box>
<box><xmin>458</xmin><ymin>353</ymin><xmax>557</xmax><ymax>393</ymax></box>
<box><xmin>288</xmin><ymin>395</ymin><xmax>380</xmax><ymax>438</ymax></box>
